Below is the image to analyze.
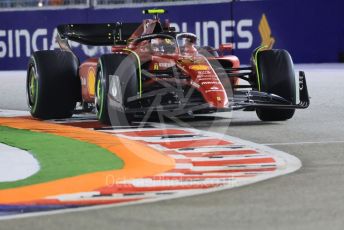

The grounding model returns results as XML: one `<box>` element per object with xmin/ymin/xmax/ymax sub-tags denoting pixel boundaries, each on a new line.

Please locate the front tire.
<box><xmin>254</xmin><ymin>49</ymin><xmax>297</xmax><ymax>121</ymax></box>
<box><xmin>95</xmin><ymin>54</ymin><xmax>139</xmax><ymax>125</ymax></box>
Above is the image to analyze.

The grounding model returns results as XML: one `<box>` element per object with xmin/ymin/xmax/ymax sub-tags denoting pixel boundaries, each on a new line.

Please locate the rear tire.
<box><xmin>254</xmin><ymin>49</ymin><xmax>296</xmax><ymax>121</ymax></box>
<box><xmin>26</xmin><ymin>50</ymin><xmax>80</xmax><ymax>119</ymax></box>
<box><xmin>95</xmin><ymin>54</ymin><xmax>139</xmax><ymax>125</ymax></box>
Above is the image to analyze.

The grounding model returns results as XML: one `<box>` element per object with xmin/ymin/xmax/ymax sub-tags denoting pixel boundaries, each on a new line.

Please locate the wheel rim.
<box><xmin>96</xmin><ymin>71</ymin><xmax>104</xmax><ymax>118</ymax></box>
<box><xmin>28</xmin><ymin>66</ymin><xmax>38</xmax><ymax>111</ymax></box>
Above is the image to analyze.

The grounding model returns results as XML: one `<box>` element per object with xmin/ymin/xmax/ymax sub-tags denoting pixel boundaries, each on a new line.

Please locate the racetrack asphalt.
<box><xmin>0</xmin><ymin>64</ymin><xmax>344</xmax><ymax>230</ymax></box>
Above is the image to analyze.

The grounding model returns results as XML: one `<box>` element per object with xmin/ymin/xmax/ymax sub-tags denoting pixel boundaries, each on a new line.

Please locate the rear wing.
<box><xmin>57</xmin><ymin>22</ymin><xmax>140</xmax><ymax>46</ymax></box>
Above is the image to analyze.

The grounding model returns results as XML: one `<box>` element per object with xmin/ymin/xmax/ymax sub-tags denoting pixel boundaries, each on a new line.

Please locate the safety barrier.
<box><xmin>0</xmin><ymin>0</ymin><xmax>343</xmax><ymax>70</ymax></box>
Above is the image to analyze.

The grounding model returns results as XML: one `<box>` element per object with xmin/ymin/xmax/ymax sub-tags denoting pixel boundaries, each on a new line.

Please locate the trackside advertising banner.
<box><xmin>0</xmin><ymin>0</ymin><xmax>343</xmax><ymax>70</ymax></box>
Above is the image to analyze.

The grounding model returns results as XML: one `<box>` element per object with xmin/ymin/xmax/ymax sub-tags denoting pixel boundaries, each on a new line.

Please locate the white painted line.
<box><xmin>115</xmin><ymin>134</ymin><xmax>205</xmax><ymax>142</ymax></box>
<box><xmin>263</xmin><ymin>140</ymin><xmax>344</xmax><ymax>146</ymax></box>
<box><xmin>0</xmin><ymin>109</ymin><xmax>29</xmax><ymax>117</ymax></box>
<box><xmin>47</xmin><ymin>192</ymin><xmax>100</xmax><ymax>201</ymax></box>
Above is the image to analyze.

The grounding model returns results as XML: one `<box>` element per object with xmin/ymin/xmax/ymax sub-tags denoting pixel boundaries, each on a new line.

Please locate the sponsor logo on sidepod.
<box><xmin>189</xmin><ymin>65</ymin><xmax>210</xmax><ymax>71</ymax></box>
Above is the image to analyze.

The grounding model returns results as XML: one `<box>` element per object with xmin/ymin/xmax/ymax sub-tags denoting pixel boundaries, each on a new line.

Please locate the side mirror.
<box><xmin>219</xmin><ymin>43</ymin><xmax>233</xmax><ymax>56</ymax></box>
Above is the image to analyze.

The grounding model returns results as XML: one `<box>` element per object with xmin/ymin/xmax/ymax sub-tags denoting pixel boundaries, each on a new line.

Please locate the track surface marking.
<box><xmin>0</xmin><ymin>114</ymin><xmax>301</xmax><ymax>220</ymax></box>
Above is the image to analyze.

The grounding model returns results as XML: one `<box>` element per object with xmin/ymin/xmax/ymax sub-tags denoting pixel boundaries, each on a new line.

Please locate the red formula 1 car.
<box><xmin>26</xmin><ymin>9</ymin><xmax>309</xmax><ymax>125</ymax></box>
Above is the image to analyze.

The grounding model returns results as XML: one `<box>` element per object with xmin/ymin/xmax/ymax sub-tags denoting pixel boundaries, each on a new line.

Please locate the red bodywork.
<box><xmin>79</xmin><ymin>19</ymin><xmax>240</xmax><ymax>110</ymax></box>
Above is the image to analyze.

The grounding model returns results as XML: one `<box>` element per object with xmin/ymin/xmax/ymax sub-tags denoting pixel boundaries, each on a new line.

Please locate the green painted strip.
<box><xmin>254</xmin><ymin>46</ymin><xmax>268</xmax><ymax>92</ymax></box>
<box><xmin>0</xmin><ymin>126</ymin><xmax>123</xmax><ymax>190</ymax></box>
<box><xmin>124</xmin><ymin>49</ymin><xmax>142</xmax><ymax>98</ymax></box>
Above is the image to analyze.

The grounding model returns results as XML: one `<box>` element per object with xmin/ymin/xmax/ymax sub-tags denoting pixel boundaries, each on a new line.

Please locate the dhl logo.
<box><xmin>259</xmin><ymin>14</ymin><xmax>275</xmax><ymax>49</ymax></box>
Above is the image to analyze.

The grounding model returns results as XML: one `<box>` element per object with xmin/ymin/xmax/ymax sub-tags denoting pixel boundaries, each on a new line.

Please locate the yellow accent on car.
<box><xmin>87</xmin><ymin>68</ymin><xmax>96</xmax><ymax>96</ymax></box>
<box><xmin>189</xmin><ymin>65</ymin><xmax>209</xmax><ymax>71</ymax></box>
<box><xmin>254</xmin><ymin>45</ymin><xmax>268</xmax><ymax>92</ymax></box>
<box><xmin>143</xmin><ymin>9</ymin><xmax>166</xmax><ymax>15</ymax></box>
<box><xmin>164</xmin><ymin>38</ymin><xmax>173</xmax><ymax>44</ymax></box>
<box><xmin>123</xmin><ymin>48</ymin><xmax>142</xmax><ymax>98</ymax></box>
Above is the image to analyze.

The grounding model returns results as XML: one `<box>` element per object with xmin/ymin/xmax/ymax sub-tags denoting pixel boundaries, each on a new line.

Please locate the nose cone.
<box><xmin>177</xmin><ymin>56</ymin><xmax>229</xmax><ymax>109</ymax></box>
<box><xmin>198</xmin><ymin>81</ymin><xmax>229</xmax><ymax>108</ymax></box>
<box><xmin>191</xmin><ymin>71</ymin><xmax>229</xmax><ymax>109</ymax></box>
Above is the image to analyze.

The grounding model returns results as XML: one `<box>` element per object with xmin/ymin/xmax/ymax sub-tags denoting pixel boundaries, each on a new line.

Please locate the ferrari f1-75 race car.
<box><xmin>26</xmin><ymin>9</ymin><xmax>309</xmax><ymax>125</ymax></box>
